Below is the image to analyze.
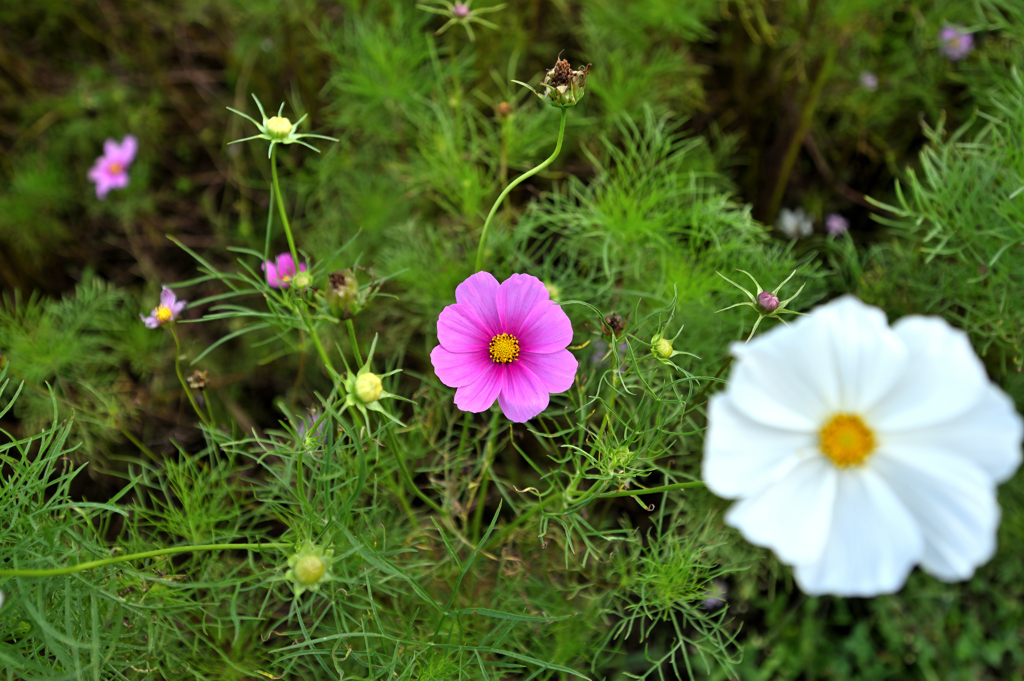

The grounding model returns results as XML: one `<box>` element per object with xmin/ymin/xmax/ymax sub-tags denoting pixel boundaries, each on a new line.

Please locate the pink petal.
<box><xmin>140</xmin><ymin>313</ymin><xmax>159</xmax><ymax>329</ymax></box>
<box><xmin>498</xmin><ymin>364</ymin><xmax>549</xmax><ymax>422</ymax></box>
<box><xmin>170</xmin><ymin>300</ymin><xmax>187</xmax><ymax>317</ymax></box>
<box><xmin>495</xmin><ymin>273</ymin><xmax>550</xmax><ymax>336</ymax></box>
<box><xmin>263</xmin><ymin>260</ymin><xmax>281</xmax><ymax>287</ymax></box>
<box><xmin>455</xmin><ymin>272</ymin><xmax>500</xmax><ymax>336</ymax></box>
<box><xmin>103</xmin><ymin>138</ymin><xmax>120</xmax><ymax>159</ymax></box>
<box><xmin>518</xmin><ymin>349</ymin><xmax>577</xmax><ymax>394</ymax></box>
<box><xmin>159</xmin><ymin>287</ymin><xmax>177</xmax><ymax>308</ymax></box>
<box><xmin>437</xmin><ymin>303</ymin><xmax>492</xmax><ymax>354</ymax></box>
<box><xmin>454</xmin><ymin>364</ymin><xmax>503</xmax><ymax>413</ymax></box>
<box><xmin>106</xmin><ymin>172</ymin><xmax>129</xmax><ymax>190</ymax></box>
<box><xmin>431</xmin><ymin>345</ymin><xmax>492</xmax><ymax>388</ymax></box>
<box><xmin>118</xmin><ymin>135</ymin><xmax>138</xmax><ymax>165</ymax></box>
<box><xmin>516</xmin><ymin>302</ymin><xmax>573</xmax><ymax>354</ymax></box>
<box><xmin>275</xmin><ymin>253</ymin><xmax>297</xmax><ymax>278</ymax></box>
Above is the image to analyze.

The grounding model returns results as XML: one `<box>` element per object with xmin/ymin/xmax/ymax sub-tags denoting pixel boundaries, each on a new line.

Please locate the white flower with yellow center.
<box><xmin>702</xmin><ymin>296</ymin><xmax>1022</xmax><ymax>597</ymax></box>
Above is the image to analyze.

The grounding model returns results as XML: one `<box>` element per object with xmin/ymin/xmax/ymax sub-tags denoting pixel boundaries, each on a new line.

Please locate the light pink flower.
<box><xmin>140</xmin><ymin>286</ymin><xmax>186</xmax><ymax>328</ymax></box>
<box><xmin>430</xmin><ymin>272</ymin><xmax>578</xmax><ymax>423</ymax></box>
<box><xmin>825</xmin><ymin>213</ymin><xmax>849</xmax><ymax>237</ymax></box>
<box><xmin>939</xmin><ymin>24</ymin><xmax>974</xmax><ymax>61</ymax></box>
<box><xmin>262</xmin><ymin>252</ymin><xmax>307</xmax><ymax>288</ymax></box>
<box><xmin>453</xmin><ymin>3</ymin><xmax>470</xmax><ymax>17</ymax></box>
<box><xmin>88</xmin><ymin>135</ymin><xmax>137</xmax><ymax>200</ymax></box>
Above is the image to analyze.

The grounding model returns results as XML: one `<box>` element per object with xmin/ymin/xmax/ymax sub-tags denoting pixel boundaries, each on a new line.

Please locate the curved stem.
<box><xmin>0</xmin><ymin>542</ymin><xmax>292</xmax><ymax>578</ymax></box>
<box><xmin>596</xmin><ymin>481</ymin><xmax>705</xmax><ymax>499</ymax></box>
<box><xmin>270</xmin><ymin>146</ymin><xmax>301</xmax><ymax>270</ymax></box>
<box><xmin>307</xmin><ymin>322</ymin><xmax>337</xmax><ymax>377</ymax></box>
<box><xmin>474</xmin><ymin>108</ymin><xmax>567</xmax><ymax>272</ymax></box>
<box><xmin>170</xmin><ymin>325</ymin><xmax>212</xmax><ymax>429</ymax></box>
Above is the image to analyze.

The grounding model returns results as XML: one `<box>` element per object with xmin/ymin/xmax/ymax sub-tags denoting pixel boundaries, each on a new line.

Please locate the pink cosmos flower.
<box><xmin>430</xmin><ymin>272</ymin><xmax>578</xmax><ymax>423</ymax></box>
<box><xmin>939</xmin><ymin>24</ymin><xmax>974</xmax><ymax>61</ymax></box>
<box><xmin>825</xmin><ymin>213</ymin><xmax>849</xmax><ymax>237</ymax></box>
<box><xmin>140</xmin><ymin>286</ymin><xmax>186</xmax><ymax>328</ymax></box>
<box><xmin>453</xmin><ymin>3</ymin><xmax>470</xmax><ymax>17</ymax></box>
<box><xmin>87</xmin><ymin>135</ymin><xmax>137</xmax><ymax>200</ymax></box>
<box><xmin>262</xmin><ymin>252</ymin><xmax>307</xmax><ymax>288</ymax></box>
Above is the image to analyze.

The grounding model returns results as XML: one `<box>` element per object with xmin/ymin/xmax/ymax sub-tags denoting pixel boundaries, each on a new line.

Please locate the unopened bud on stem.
<box><xmin>757</xmin><ymin>291</ymin><xmax>780</xmax><ymax>313</ymax></box>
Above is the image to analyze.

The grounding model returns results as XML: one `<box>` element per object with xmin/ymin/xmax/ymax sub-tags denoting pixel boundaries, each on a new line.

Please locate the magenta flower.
<box><xmin>140</xmin><ymin>286</ymin><xmax>186</xmax><ymax>328</ymax></box>
<box><xmin>453</xmin><ymin>3</ymin><xmax>470</xmax><ymax>17</ymax></box>
<box><xmin>430</xmin><ymin>272</ymin><xmax>578</xmax><ymax>423</ymax></box>
<box><xmin>825</xmin><ymin>213</ymin><xmax>849</xmax><ymax>236</ymax></box>
<box><xmin>87</xmin><ymin>135</ymin><xmax>137</xmax><ymax>200</ymax></box>
<box><xmin>262</xmin><ymin>252</ymin><xmax>307</xmax><ymax>288</ymax></box>
<box><xmin>939</xmin><ymin>24</ymin><xmax>974</xmax><ymax>61</ymax></box>
<box><xmin>859</xmin><ymin>71</ymin><xmax>878</xmax><ymax>92</ymax></box>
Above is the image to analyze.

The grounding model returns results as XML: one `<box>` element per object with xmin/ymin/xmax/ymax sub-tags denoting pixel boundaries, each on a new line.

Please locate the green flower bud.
<box><xmin>653</xmin><ymin>337</ymin><xmax>673</xmax><ymax>359</ymax></box>
<box><xmin>291</xmin><ymin>271</ymin><xmax>312</xmax><ymax>289</ymax></box>
<box><xmin>355</xmin><ymin>372</ymin><xmax>383</xmax><ymax>403</ymax></box>
<box><xmin>266</xmin><ymin>116</ymin><xmax>293</xmax><ymax>140</ymax></box>
<box><xmin>293</xmin><ymin>555</ymin><xmax>325</xmax><ymax>586</ymax></box>
<box><xmin>285</xmin><ymin>544</ymin><xmax>334</xmax><ymax>595</ymax></box>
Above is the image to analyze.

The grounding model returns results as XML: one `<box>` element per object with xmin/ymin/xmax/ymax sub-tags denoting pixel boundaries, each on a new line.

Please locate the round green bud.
<box><xmin>266</xmin><ymin>116</ymin><xmax>292</xmax><ymax>140</ymax></box>
<box><xmin>653</xmin><ymin>337</ymin><xmax>673</xmax><ymax>359</ymax></box>
<box><xmin>291</xmin><ymin>271</ymin><xmax>312</xmax><ymax>289</ymax></box>
<box><xmin>293</xmin><ymin>554</ymin><xmax>325</xmax><ymax>586</ymax></box>
<box><xmin>355</xmin><ymin>372</ymin><xmax>383</xmax><ymax>403</ymax></box>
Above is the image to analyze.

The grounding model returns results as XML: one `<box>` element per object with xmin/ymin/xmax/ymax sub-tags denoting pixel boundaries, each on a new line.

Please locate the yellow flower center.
<box><xmin>109</xmin><ymin>162</ymin><xmax>123</xmax><ymax>174</ymax></box>
<box><xmin>155</xmin><ymin>305</ymin><xmax>173</xmax><ymax>323</ymax></box>
<box><xmin>488</xmin><ymin>333</ymin><xmax>520</xmax><ymax>364</ymax></box>
<box><xmin>819</xmin><ymin>414</ymin><xmax>876</xmax><ymax>468</ymax></box>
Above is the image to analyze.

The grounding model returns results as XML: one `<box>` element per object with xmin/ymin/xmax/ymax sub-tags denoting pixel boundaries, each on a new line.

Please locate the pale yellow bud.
<box><xmin>654</xmin><ymin>337</ymin><xmax>673</xmax><ymax>358</ymax></box>
<box><xmin>266</xmin><ymin>116</ymin><xmax>292</xmax><ymax>139</ymax></box>
<box><xmin>355</xmin><ymin>372</ymin><xmax>383</xmax><ymax>403</ymax></box>
<box><xmin>293</xmin><ymin>555</ymin><xmax>325</xmax><ymax>586</ymax></box>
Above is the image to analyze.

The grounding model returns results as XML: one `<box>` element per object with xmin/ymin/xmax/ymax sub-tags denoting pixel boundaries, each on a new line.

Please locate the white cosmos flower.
<box><xmin>702</xmin><ymin>296</ymin><xmax>1023</xmax><ymax>597</ymax></box>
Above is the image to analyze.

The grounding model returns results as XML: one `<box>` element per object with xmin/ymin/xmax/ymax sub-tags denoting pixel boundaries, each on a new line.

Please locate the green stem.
<box><xmin>0</xmin><ymin>543</ymin><xmax>291</xmax><ymax>578</ymax></box>
<box><xmin>387</xmin><ymin>427</ymin><xmax>444</xmax><ymax>516</ymax></box>
<box><xmin>474</xmin><ymin>108</ymin><xmax>567</xmax><ymax>272</ymax></box>
<box><xmin>346</xmin><ymin>318</ymin><xmax>363</xmax><ymax>367</ymax></box>
<box><xmin>307</xmin><ymin>322</ymin><xmax>337</xmax><ymax>377</ymax></box>
<box><xmin>270</xmin><ymin>146</ymin><xmax>301</xmax><ymax>270</ymax></box>
<box><xmin>765</xmin><ymin>46</ymin><xmax>836</xmax><ymax>221</ymax></box>
<box><xmin>596</xmin><ymin>481</ymin><xmax>705</xmax><ymax>499</ymax></box>
<box><xmin>170</xmin><ymin>325</ymin><xmax>212</xmax><ymax>429</ymax></box>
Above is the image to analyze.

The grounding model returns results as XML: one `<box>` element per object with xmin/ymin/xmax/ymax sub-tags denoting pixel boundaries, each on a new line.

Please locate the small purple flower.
<box><xmin>262</xmin><ymin>252</ymin><xmax>307</xmax><ymax>289</ymax></box>
<box><xmin>757</xmin><ymin>291</ymin><xmax>780</xmax><ymax>313</ymax></box>
<box><xmin>88</xmin><ymin>135</ymin><xmax>137</xmax><ymax>200</ymax></box>
<box><xmin>430</xmin><ymin>272</ymin><xmax>578</xmax><ymax>423</ymax></box>
<box><xmin>701</xmin><ymin>579</ymin><xmax>728</xmax><ymax>610</ymax></box>
<box><xmin>453</xmin><ymin>2</ymin><xmax>470</xmax><ymax>17</ymax></box>
<box><xmin>859</xmin><ymin>71</ymin><xmax>878</xmax><ymax>92</ymax></box>
<box><xmin>141</xmin><ymin>286</ymin><xmax>186</xmax><ymax>328</ymax></box>
<box><xmin>939</xmin><ymin>24</ymin><xmax>974</xmax><ymax>61</ymax></box>
<box><xmin>825</xmin><ymin>213</ymin><xmax>849</xmax><ymax>237</ymax></box>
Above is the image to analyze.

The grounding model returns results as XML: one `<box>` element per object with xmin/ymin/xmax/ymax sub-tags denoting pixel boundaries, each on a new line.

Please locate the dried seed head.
<box><xmin>186</xmin><ymin>370</ymin><xmax>209</xmax><ymax>390</ymax></box>
<box><xmin>603</xmin><ymin>313</ymin><xmax>626</xmax><ymax>337</ymax></box>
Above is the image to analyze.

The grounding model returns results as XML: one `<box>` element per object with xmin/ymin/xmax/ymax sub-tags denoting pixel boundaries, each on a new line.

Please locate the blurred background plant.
<box><xmin>1</xmin><ymin>0</ymin><xmax>1023</xmax><ymax>678</ymax></box>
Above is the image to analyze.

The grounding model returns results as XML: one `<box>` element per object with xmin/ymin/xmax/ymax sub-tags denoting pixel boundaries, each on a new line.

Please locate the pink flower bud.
<box><xmin>453</xmin><ymin>3</ymin><xmax>470</xmax><ymax>17</ymax></box>
<box><xmin>757</xmin><ymin>291</ymin><xmax>780</xmax><ymax>313</ymax></box>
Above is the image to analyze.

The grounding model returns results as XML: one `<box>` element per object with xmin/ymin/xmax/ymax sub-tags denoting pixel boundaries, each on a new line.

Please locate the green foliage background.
<box><xmin>1</xmin><ymin>0</ymin><xmax>1023</xmax><ymax>678</ymax></box>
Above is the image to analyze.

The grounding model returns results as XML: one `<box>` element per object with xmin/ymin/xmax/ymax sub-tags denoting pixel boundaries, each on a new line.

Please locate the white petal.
<box><xmin>793</xmin><ymin>468</ymin><xmax>923</xmax><ymax>597</ymax></box>
<box><xmin>872</xmin><ymin>444</ymin><xmax>999</xmax><ymax>581</ymax></box>
<box><xmin>702</xmin><ymin>393</ymin><xmax>814</xmax><ymax>499</ymax></box>
<box><xmin>880</xmin><ymin>384</ymin><xmax>1023</xmax><ymax>483</ymax></box>
<box><xmin>868</xmin><ymin>316</ymin><xmax>987</xmax><ymax>430</ymax></box>
<box><xmin>724</xmin><ymin>457</ymin><xmax>838</xmax><ymax>566</ymax></box>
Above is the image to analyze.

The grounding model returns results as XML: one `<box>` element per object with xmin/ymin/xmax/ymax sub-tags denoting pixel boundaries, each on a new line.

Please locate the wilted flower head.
<box><xmin>263</xmin><ymin>252</ymin><xmax>307</xmax><ymax>289</ymax></box>
<box><xmin>859</xmin><ymin>71</ymin><xmax>879</xmax><ymax>92</ymax></box>
<box><xmin>777</xmin><ymin>207</ymin><xmax>814</xmax><ymax>240</ymax></box>
<box><xmin>939</xmin><ymin>24</ymin><xmax>974</xmax><ymax>61</ymax></box>
<box><xmin>140</xmin><ymin>287</ymin><xmax>186</xmax><ymax>328</ymax></box>
<box><xmin>825</xmin><ymin>213</ymin><xmax>849</xmax><ymax>237</ymax></box>
<box><xmin>430</xmin><ymin>272</ymin><xmax>578</xmax><ymax>423</ymax></box>
<box><xmin>227</xmin><ymin>94</ymin><xmax>338</xmax><ymax>158</ymax></box>
<box><xmin>416</xmin><ymin>1</ymin><xmax>505</xmax><ymax>42</ymax></box>
<box><xmin>539</xmin><ymin>57</ymin><xmax>591</xmax><ymax>108</ymax></box>
<box><xmin>327</xmin><ymin>269</ymin><xmax>361</xmax><ymax>318</ymax></box>
<box><xmin>88</xmin><ymin>135</ymin><xmax>137</xmax><ymax>200</ymax></box>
